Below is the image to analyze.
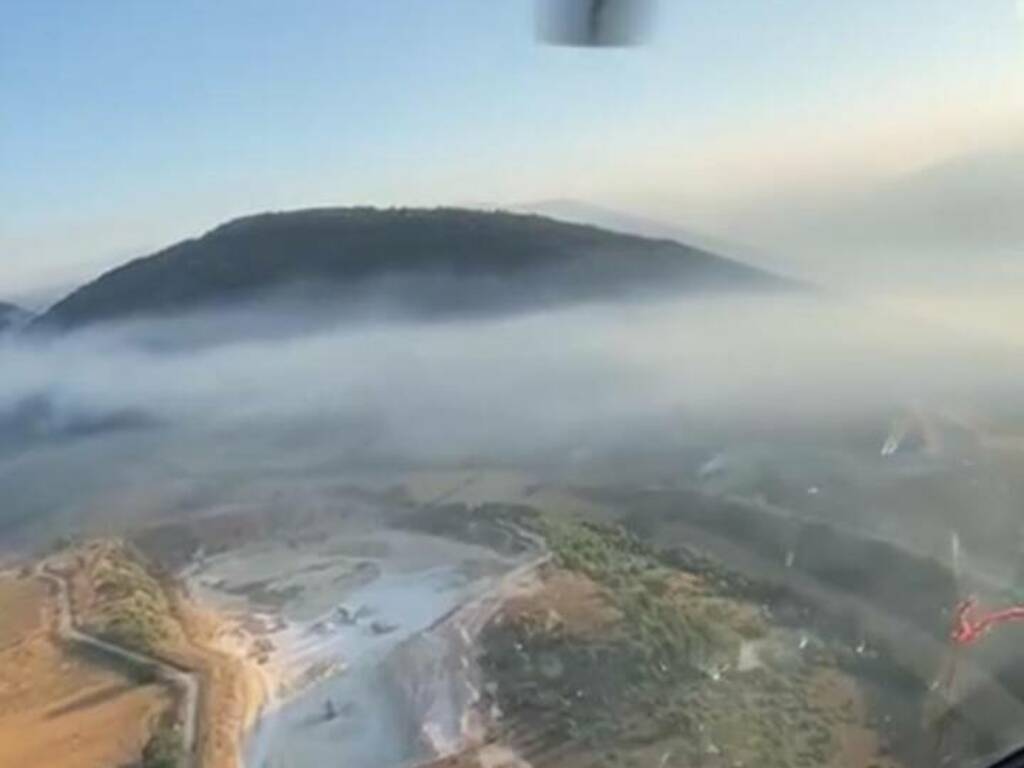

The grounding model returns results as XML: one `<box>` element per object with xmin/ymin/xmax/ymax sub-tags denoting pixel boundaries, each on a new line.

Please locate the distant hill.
<box><xmin>512</xmin><ymin>199</ymin><xmax>792</xmax><ymax>279</ymax></box>
<box><xmin>729</xmin><ymin>144</ymin><xmax>1024</xmax><ymax>287</ymax></box>
<box><xmin>798</xmin><ymin>146</ymin><xmax>1024</xmax><ymax>262</ymax></box>
<box><xmin>38</xmin><ymin>208</ymin><xmax>790</xmax><ymax>332</ymax></box>
<box><xmin>866</xmin><ymin>146</ymin><xmax>1024</xmax><ymax>253</ymax></box>
<box><xmin>0</xmin><ymin>302</ymin><xmax>29</xmax><ymax>333</ymax></box>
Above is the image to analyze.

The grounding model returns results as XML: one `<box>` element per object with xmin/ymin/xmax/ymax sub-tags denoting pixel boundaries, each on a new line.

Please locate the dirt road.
<box><xmin>39</xmin><ymin>567</ymin><xmax>200</xmax><ymax>766</ymax></box>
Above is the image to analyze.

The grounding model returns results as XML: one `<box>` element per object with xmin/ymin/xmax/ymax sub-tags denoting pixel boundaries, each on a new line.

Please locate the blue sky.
<box><xmin>2</xmin><ymin>0</ymin><xmax>1022</xmax><ymax>299</ymax></box>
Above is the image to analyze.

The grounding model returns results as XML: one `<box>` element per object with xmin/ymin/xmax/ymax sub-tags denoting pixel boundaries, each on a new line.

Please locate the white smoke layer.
<box><xmin>0</xmin><ymin>290</ymin><xmax>1020</xmax><ymax>550</ymax></box>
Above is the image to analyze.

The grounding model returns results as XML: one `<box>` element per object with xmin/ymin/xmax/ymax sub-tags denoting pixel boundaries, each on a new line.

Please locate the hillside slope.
<box><xmin>0</xmin><ymin>302</ymin><xmax>28</xmax><ymax>332</ymax></box>
<box><xmin>39</xmin><ymin>208</ymin><xmax>788</xmax><ymax>331</ymax></box>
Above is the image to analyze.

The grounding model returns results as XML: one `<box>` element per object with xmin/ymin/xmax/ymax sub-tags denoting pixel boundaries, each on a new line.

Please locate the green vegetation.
<box><xmin>142</xmin><ymin>722</ymin><xmax>184</xmax><ymax>768</ymax></box>
<box><xmin>481</xmin><ymin>521</ymin><xmax>738</xmax><ymax>751</ymax></box>
<box><xmin>545</xmin><ymin>520</ymin><xmax>746</xmax><ymax>667</ymax></box>
<box><xmin>480</xmin><ymin>519</ymin><xmax>844</xmax><ymax>767</ymax></box>
<box><xmin>87</xmin><ymin>544</ymin><xmax>173</xmax><ymax>653</ymax></box>
<box><xmin>671</xmin><ymin>667</ymin><xmax>839</xmax><ymax>768</ymax></box>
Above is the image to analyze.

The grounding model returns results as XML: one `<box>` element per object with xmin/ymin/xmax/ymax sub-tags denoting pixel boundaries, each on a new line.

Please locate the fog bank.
<box><xmin>1</xmin><ymin>291</ymin><xmax>1021</xmax><ymax>551</ymax></box>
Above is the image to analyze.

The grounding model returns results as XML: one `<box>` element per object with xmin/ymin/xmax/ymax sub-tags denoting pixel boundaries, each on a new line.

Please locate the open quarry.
<box><xmin>4</xmin><ymin>448</ymin><xmax>1024</xmax><ymax>768</ymax></box>
<box><xmin>183</xmin><ymin>526</ymin><xmax>531</xmax><ymax>768</ymax></box>
<box><xmin>112</xmin><ymin>474</ymin><xmax>959</xmax><ymax>768</ymax></box>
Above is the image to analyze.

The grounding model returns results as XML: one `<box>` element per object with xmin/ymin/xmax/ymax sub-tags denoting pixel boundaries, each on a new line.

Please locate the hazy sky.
<box><xmin>2</xmin><ymin>0</ymin><xmax>1022</xmax><ymax>301</ymax></box>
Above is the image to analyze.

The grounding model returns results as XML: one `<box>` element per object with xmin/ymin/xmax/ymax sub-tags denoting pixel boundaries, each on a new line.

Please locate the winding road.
<box><xmin>38</xmin><ymin>566</ymin><xmax>200</xmax><ymax>767</ymax></box>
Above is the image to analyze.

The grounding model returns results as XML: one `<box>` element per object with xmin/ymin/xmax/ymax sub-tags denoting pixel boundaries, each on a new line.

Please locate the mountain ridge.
<box><xmin>37</xmin><ymin>207</ymin><xmax>791</xmax><ymax>332</ymax></box>
<box><xmin>0</xmin><ymin>303</ymin><xmax>29</xmax><ymax>333</ymax></box>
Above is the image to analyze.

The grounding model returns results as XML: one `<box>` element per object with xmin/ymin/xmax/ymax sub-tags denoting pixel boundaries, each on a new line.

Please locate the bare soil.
<box><xmin>0</xmin><ymin>573</ymin><xmax>171</xmax><ymax>768</ymax></box>
<box><xmin>54</xmin><ymin>540</ymin><xmax>269</xmax><ymax>768</ymax></box>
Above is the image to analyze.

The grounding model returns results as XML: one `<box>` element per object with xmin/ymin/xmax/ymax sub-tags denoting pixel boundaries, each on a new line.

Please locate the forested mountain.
<box><xmin>38</xmin><ymin>208</ymin><xmax>789</xmax><ymax>332</ymax></box>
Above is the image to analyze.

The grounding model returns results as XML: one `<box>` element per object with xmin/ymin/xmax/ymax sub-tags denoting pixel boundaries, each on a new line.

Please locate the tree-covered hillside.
<box><xmin>39</xmin><ymin>208</ymin><xmax>788</xmax><ymax>330</ymax></box>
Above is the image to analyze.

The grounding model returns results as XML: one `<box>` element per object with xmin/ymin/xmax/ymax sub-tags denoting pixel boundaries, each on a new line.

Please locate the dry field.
<box><xmin>0</xmin><ymin>572</ymin><xmax>170</xmax><ymax>768</ymax></box>
<box><xmin>64</xmin><ymin>540</ymin><xmax>268</xmax><ymax>768</ymax></box>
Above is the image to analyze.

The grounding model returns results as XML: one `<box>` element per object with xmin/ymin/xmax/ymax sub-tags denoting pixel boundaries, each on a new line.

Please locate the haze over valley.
<box><xmin>3</xmin><ymin>3</ymin><xmax>1022</xmax><ymax>767</ymax></box>
<box><xmin>1</xmin><ymin>199</ymin><xmax>1023</xmax><ymax>767</ymax></box>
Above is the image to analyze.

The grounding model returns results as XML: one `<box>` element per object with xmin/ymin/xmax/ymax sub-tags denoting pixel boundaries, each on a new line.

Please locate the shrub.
<box><xmin>142</xmin><ymin>723</ymin><xmax>184</xmax><ymax>768</ymax></box>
